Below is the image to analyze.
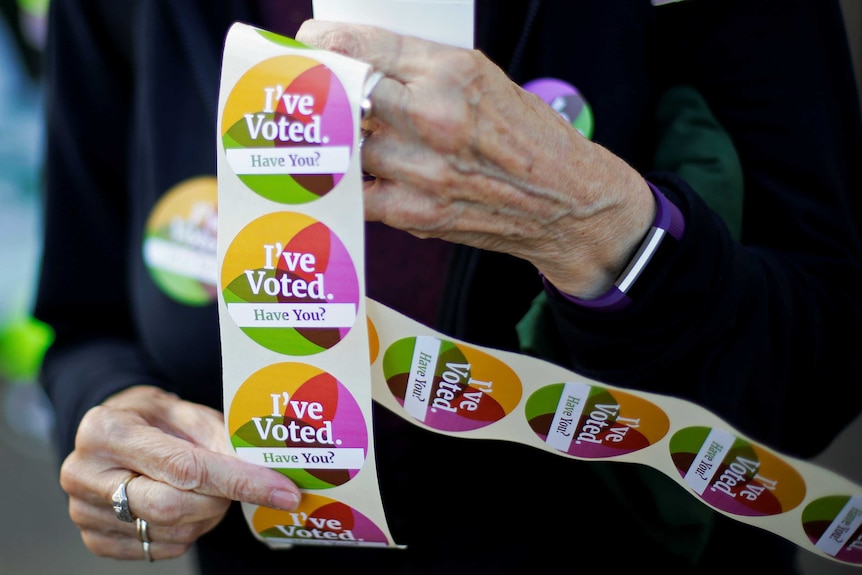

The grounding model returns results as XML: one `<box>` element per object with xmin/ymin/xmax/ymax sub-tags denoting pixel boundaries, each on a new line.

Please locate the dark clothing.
<box><xmin>36</xmin><ymin>0</ymin><xmax>862</xmax><ymax>573</ymax></box>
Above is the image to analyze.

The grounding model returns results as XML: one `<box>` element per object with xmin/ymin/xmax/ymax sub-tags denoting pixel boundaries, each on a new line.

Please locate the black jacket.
<box><xmin>36</xmin><ymin>0</ymin><xmax>862</xmax><ymax>572</ymax></box>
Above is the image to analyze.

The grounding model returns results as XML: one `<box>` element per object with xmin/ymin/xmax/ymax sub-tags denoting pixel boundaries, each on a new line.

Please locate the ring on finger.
<box><xmin>360</xmin><ymin>70</ymin><xmax>385</xmax><ymax>120</ymax></box>
<box><xmin>136</xmin><ymin>517</ymin><xmax>150</xmax><ymax>543</ymax></box>
<box><xmin>142</xmin><ymin>540</ymin><xmax>154</xmax><ymax>562</ymax></box>
<box><xmin>111</xmin><ymin>473</ymin><xmax>139</xmax><ymax>523</ymax></box>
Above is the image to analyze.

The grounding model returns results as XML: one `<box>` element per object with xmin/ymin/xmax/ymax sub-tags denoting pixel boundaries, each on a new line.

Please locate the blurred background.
<box><xmin>0</xmin><ymin>1</ymin><xmax>860</xmax><ymax>574</ymax></box>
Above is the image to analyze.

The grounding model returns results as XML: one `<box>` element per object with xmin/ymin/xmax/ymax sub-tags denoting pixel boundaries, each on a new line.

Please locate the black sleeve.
<box><xmin>547</xmin><ymin>0</ymin><xmax>862</xmax><ymax>458</ymax></box>
<box><xmin>34</xmin><ymin>0</ymin><xmax>166</xmax><ymax>459</ymax></box>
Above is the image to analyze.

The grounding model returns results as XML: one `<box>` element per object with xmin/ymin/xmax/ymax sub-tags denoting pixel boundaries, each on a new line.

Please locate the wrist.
<box><xmin>542</xmin><ymin>181</ymin><xmax>684</xmax><ymax>311</ymax></box>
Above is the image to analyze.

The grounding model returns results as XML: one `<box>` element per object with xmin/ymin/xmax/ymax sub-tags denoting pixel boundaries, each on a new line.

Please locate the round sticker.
<box><xmin>382</xmin><ymin>336</ymin><xmax>522</xmax><ymax>432</ymax></box>
<box><xmin>142</xmin><ymin>176</ymin><xmax>218</xmax><ymax>305</ymax></box>
<box><xmin>252</xmin><ymin>493</ymin><xmax>390</xmax><ymax>547</ymax></box>
<box><xmin>221</xmin><ymin>211</ymin><xmax>360</xmax><ymax>356</ymax></box>
<box><xmin>525</xmin><ymin>382</ymin><xmax>670</xmax><ymax>459</ymax></box>
<box><xmin>522</xmin><ymin>77</ymin><xmax>594</xmax><ymax>140</ymax></box>
<box><xmin>802</xmin><ymin>495</ymin><xmax>862</xmax><ymax>564</ymax></box>
<box><xmin>227</xmin><ymin>362</ymin><xmax>369</xmax><ymax>490</ymax></box>
<box><xmin>221</xmin><ymin>54</ymin><xmax>355</xmax><ymax>204</ymax></box>
<box><xmin>367</xmin><ymin>317</ymin><xmax>380</xmax><ymax>365</ymax></box>
<box><xmin>669</xmin><ymin>426</ymin><xmax>807</xmax><ymax>517</ymax></box>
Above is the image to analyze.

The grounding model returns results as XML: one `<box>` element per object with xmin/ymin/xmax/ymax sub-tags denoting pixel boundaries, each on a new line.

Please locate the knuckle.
<box><xmin>219</xmin><ymin>472</ymin><xmax>256</xmax><ymax>502</ymax></box>
<box><xmin>77</xmin><ymin>404</ymin><xmax>130</xmax><ymax>447</ymax></box>
<box><xmin>59</xmin><ymin>456</ymin><xmax>86</xmax><ymax>496</ymax></box>
<box><xmin>317</xmin><ymin>26</ymin><xmax>362</xmax><ymax>57</ymax></box>
<box><xmin>67</xmin><ymin>498</ymin><xmax>85</xmax><ymax>524</ymax></box>
<box><xmin>75</xmin><ymin>406</ymin><xmax>106</xmax><ymax>442</ymax></box>
<box><xmin>172</xmin><ymin>522</ymin><xmax>206</xmax><ymax>545</ymax></box>
<box><xmin>161</xmin><ymin>449</ymin><xmax>205</xmax><ymax>492</ymax></box>
<box><xmin>149</xmin><ymin>496</ymin><xmax>186</xmax><ymax>525</ymax></box>
<box><xmin>160</xmin><ymin>541</ymin><xmax>194</xmax><ymax>561</ymax></box>
<box><xmin>441</xmin><ymin>50</ymin><xmax>482</xmax><ymax>90</ymax></box>
<box><xmin>80</xmin><ymin>533</ymin><xmax>111</xmax><ymax>558</ymax></box>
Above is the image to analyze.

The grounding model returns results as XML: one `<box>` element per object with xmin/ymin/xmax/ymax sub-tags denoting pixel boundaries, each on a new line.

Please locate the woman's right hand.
<box><xmin>59</xmin><ymin>385</ymin><xmax>301</xmax><ymax>561</ymax></box>
<box><xmin>296</xmin><ymin>20</ymin><xmax>655</xmax><ymax>301</ymax></box>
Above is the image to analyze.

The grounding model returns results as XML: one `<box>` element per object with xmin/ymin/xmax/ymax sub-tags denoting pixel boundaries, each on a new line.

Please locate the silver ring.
<box><xmin>360</xmin><ymin>70</ymin><xmax>385</xmax><ymax>120</ymax></box>
<box><xmin>111</xmin><ymin>473</ymin><xmax>139</xmax><ymax>523</ymax></box>
<box><xmin>142</xmin><ymin>540</ymin><xmax>153</xmax><ymax>562</ymax></box>
<box><xmin>136</xmin><ymin>517</ymin><xmax>150</xmax><ymax>543</ymax></box>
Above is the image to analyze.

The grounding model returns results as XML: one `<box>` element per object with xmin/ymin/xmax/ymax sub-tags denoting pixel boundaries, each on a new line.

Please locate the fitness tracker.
<box><xmin>542</xmin><ymin>181</ymin><xmax>685</xmax><ymax>312</ymax></box>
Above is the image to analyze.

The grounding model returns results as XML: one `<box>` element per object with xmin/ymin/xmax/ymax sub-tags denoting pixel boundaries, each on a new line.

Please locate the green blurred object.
<box><xmin>17</xmin><ymin>0</ymin><xmax>48</xmax><ymax>15</ymax></box>
<box><xmin>0</xmin><ymin>314</ymin><xmax>53</xmax><ymax>382</ymax></box>
<box><xmin>653</xmin><ymin>85</ymin><xmax>744</xmax><ymax>240</ymax></box>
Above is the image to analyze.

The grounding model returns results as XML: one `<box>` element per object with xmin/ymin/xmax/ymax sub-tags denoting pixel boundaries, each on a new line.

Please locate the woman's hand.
<box><xmin>296</xmin><ymin>20</ymin><xmax>655</xmax><ymax>300</ymax></box>
<box><xmin>59</xmin><ymin>385</ymin><xmax>301</xmax><ymax>561</ymax></box>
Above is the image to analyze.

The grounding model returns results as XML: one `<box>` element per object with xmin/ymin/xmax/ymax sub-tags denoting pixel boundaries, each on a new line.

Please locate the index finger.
<box><xmin>135</xmin><ymin>396</ymin><xmax>302</xmax><ymax>511</ymax></box>
<box><xmin>127</xmin><ymin>424</ymin><xmax>302</xmax><ymax>512</ymax></box>
<box><xmin>295</xmin><ymin>19</ymin><xmax>441</xmax><ymax>82</ymax></box>
<box><xmin>93</xmin><ymin>392</ymin><xmax>302</xmax><ymax>511</ymax></box>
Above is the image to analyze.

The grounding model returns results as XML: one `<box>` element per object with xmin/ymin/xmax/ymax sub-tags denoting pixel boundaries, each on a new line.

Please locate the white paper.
<box><xmin>312</xmin><ymin>0</ymin><xmax>474</xmax><ymax>48</ymax></box>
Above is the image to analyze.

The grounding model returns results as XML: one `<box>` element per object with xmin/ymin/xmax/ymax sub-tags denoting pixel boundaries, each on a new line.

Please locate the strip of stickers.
<box><xmin>365</xmin><ymin>300</ymin><xmax>862</xmax><ymax>565</ymax></box>
<box><xmin>217</xmin><ymin>23</ymin><xmax>400</xmax><ymax>549</ymax></box>
<box><xmin>216</xmin><ymin>22</ymin><xmax>862</xmax><ymax>566</ymax></box>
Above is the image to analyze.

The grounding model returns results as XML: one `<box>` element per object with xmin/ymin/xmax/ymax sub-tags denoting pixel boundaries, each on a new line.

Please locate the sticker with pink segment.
<box><xmin>221</xmin><ymin>211</ymin><xmax>360</xmax><ymax>356</ymax></box>
<box><xmin>381</xmin><ymin>336</ymin><xmax>523</xmax><ymax>431</ymax></box>
<box><xmin>221</xmin><ymin>51</ymin><xmax>355</xmax><ymax>204</ymax></box>
<box><xmin>227</xmin><ymin>362</ymin><xmax>369</xmax><ymax>490</ymax></box>
<box><xmin>670</xmin><ymin>426</ymin><xmax>807</xmax><ymax>516</ymax></box>
<box><xmin>252</xmin><ymin>493</ymin><xmax>390</xmax><ymax>547</ymax></box>
<box><xmin>525</xmin><ymin>382</ymin><xmax>670</xmax><ymax>459</ymax></box>
<box><xmin>802</xmin><ymin>495</ymin><xmax>862</xmax><ymax>564</ymax></box>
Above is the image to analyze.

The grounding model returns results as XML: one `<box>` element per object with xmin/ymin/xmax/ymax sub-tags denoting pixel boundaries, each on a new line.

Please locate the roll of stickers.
<box><xmin>217</xmin><ymin>22</ymin><xmax>400</xmax><ymax>548</ymax></box>
<box><xmin>216</xmin><ymin>22</ymin><xmax>862</xmax><ymax>566</ymax></box>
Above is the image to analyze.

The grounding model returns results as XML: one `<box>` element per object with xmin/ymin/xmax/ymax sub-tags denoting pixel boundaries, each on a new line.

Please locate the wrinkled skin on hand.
<box><xmin>297</xmin><ymin>20</ymin><xmax>655</xmax><ymax>299</ymax></box>
<box><xmin>60</xmin><ymin>386</ymin><xmax>300</xmax><ymax>561</ymax></box>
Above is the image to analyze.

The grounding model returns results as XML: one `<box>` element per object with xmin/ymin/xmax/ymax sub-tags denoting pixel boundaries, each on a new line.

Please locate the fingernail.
<box><xmin>270</xmin><ymin>489</ymin><xmax>300</xmax><ymax>511</ymax></box>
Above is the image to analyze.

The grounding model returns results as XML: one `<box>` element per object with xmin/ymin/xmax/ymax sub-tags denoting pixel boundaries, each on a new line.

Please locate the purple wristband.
<box><xmin>542</xmin><ymin>181</ymin><xmax>685</xmax><ymax>312</ymax></box>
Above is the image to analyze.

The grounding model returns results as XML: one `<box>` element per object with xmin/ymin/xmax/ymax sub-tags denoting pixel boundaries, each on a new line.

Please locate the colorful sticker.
<box><xmin>221</xmin><ymin>54</ymin><xmax>354</xmax><ymax>203</ymax></box>
<box><xmin>802</xmin><ymin>495</ymin><xmax>862</xmax><ymax>564</ymax></box>
<box><xmin>367</xmin><ymin>317</ymin><xmax>380</xmax><ymax>365</ymax></box>
<box><xmin>252</xmin><ymin>493</ymin><xmax>389</xmax><ymax>547</ymax></box>
<box><xmin>227</xmin><ymin>362</ymin><xmax>368</xmax><ymax>490</ymax></box>
<box><xmin>525</xmin><ymin>382</ymin><xmax>670</xmax><ymax>459</ymax></box>
<box><xmin>142</xmin><ymin>176</ymin><xmax>218</xmax><ymax>305</ymax></box>
<box><xmin>221</xmin><ymin>211</ymin><xmax>359</xmax><ymax>355</ymax></box>
<box><xmin>669</xmin><ymin>426</ymin><xmax>807</xmax><ymax>517</ymax></box>
<box><xmin>382</xmin><ymin>336</ymin><xmax>522</xmax><ymax>431</ymax></box>
<box><xmin>522</xmin><ymin>77</ymin><xmax>594</xmax><ymax>140</ymax></box>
